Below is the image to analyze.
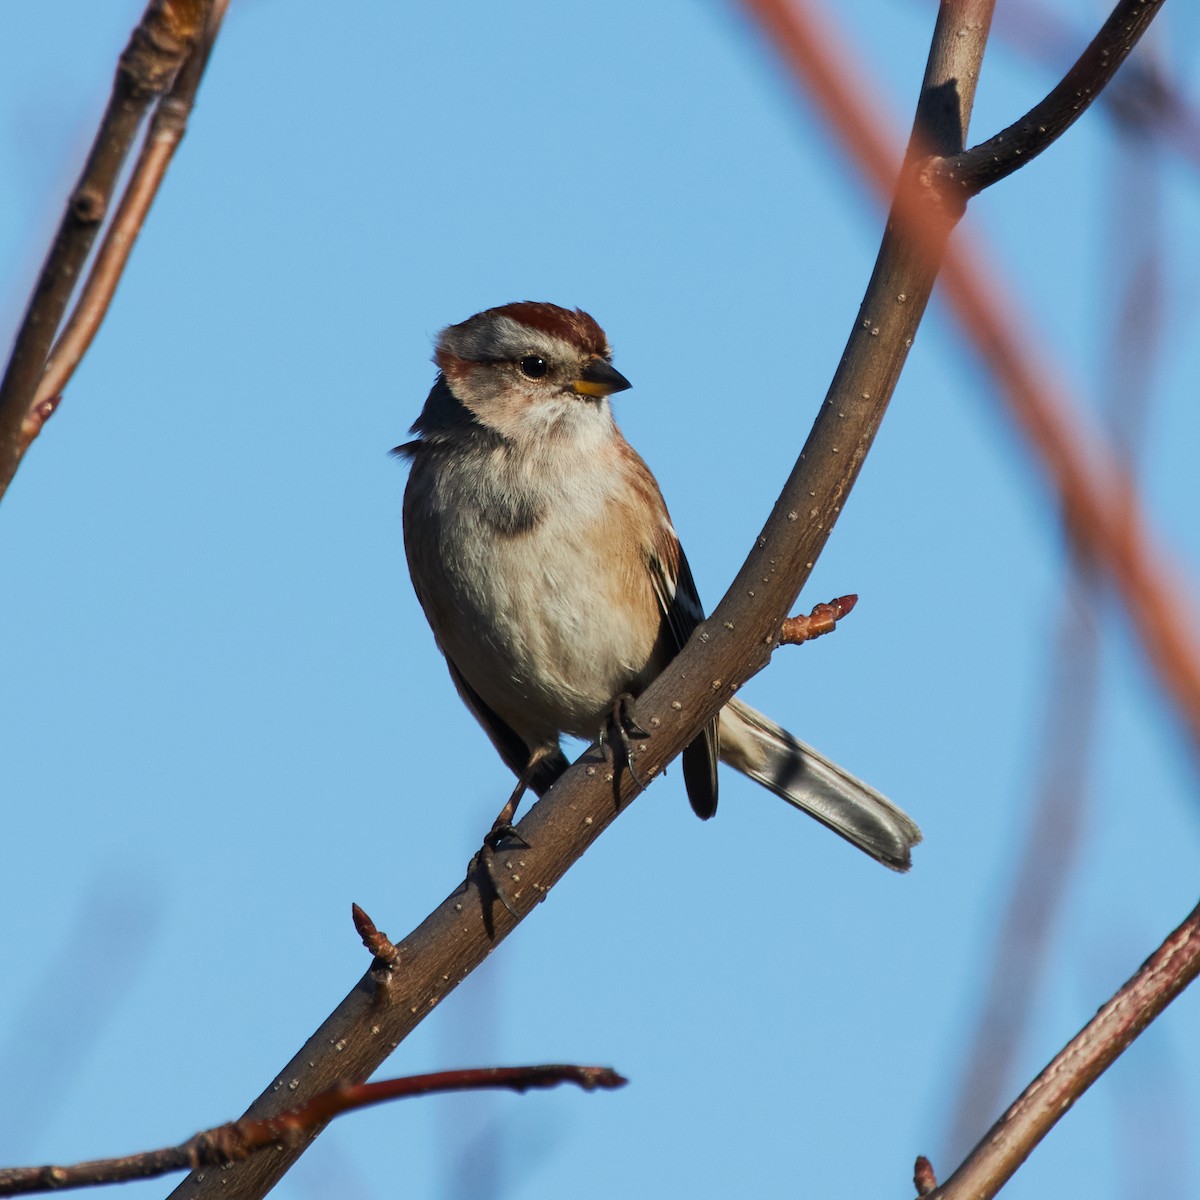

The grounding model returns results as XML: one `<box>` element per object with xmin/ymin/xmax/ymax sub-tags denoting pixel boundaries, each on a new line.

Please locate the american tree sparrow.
<box><xmin>399</xmin><ymin>302</ymin><xmax>921</xmax><ymax>870</ymax></box>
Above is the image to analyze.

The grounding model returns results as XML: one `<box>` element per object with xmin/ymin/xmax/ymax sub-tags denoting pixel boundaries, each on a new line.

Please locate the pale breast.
<box><xmin>405</xmin><ymin>435</ymin><xmax>666</xmax><ymax>743</ymax></box>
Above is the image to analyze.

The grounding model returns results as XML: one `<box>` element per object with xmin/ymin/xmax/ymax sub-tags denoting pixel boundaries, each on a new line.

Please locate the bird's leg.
<box><xmin>473</xmin><ymin>749</ymin><xmax>555</xmax><ymax>924</ymax></box>
<box><xmin>484</xmin><ymin>773</ymin><xmax>533</xmax><ymax>852</ymax></box>
<box><xmin>599</xmin><ymin>692</ymin><xmax>651</xmax><ymax>790</ymax></box>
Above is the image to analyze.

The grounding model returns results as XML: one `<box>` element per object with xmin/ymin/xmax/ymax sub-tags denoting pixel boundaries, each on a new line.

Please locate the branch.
<box><xmin>990</xmin><ymin>0</ymin><xmax>1200</xmax><ymax>173</ymax></box>
<box><xmin>0</xmin><ymin>0</ymin><xmax>220</xmax><ymax>502</ymax></box>
<box><xmin>925</xmin><ymin>896</ymin><xmax>1200</xmax><ymax>1199</ymax></box>
<box><xmin>168</xmin><ymin>6</ymin><xmax>1005</xmax><ymax>1198</ymax></box>
<box><xmin>934</xmin><ymin>0</ymin><xmax>1169</xmax><ymax>195</ymax></box>
<box><xmin>0</xmin><ymin>1065</ymin><xmax>624</xmax><ymax>1196</ymax></box>
<box><xmin>154</xmin><ymin>1</ymin><xmax>1164</xmax><ymax>1197</ymax></box>
<box><xmin>741</xmin><ymin>0</ymin><xmax>1200</xmax><ymax>758</ymax></box>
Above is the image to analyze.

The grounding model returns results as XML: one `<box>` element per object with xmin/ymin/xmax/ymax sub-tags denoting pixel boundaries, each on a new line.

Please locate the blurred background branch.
<box><xmin>946</xmin><ymin>96</ymin><xmax>1168</xmax><ymax>1163</ymax></box>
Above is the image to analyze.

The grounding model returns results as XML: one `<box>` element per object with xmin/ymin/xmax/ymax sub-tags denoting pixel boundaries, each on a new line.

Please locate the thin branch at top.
<box><xmin>934</xmin><ymin>0</ymin><xmax>1168</xmax><ymax>194</ymax></box>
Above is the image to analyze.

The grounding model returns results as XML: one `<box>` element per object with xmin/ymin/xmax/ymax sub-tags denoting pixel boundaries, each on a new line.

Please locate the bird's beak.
<box><xmin>572</xmin><ymin>358</ymin><xmax>632</xmax><ymax>398</ymax></box>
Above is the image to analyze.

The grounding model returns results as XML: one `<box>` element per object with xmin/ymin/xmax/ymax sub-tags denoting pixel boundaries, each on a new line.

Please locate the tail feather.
<box><xmin>719</xmin><ymin>698</ymin><xmax>922</xmax><ymax>872</ymax></box>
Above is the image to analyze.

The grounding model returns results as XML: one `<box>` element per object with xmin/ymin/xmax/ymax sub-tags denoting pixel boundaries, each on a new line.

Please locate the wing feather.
<box><xmin>443</xmin><ymin>657</ymin><xmax>570</xmax><ymax>797</ymax></box>
<box><xmin>648</xmin><ymin>529</ymin><xmax>720</xmax><ymax>819</ymax></box>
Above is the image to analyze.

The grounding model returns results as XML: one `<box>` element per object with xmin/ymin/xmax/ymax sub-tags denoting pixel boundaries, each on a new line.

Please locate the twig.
<box><xmin>778</xmin><ymin>594</ymin><xmax>857</xmax><ymax>645</ymax></box>
<box><xmin>0</xmin><ymin>1065</ymin><xmax>625</xmax><ymax>1197</ymax></box>
<box><xmin>933</xmin><ymin>0</ymin><xmax>1169</xmax><ymax>194</ymax></box>
<box><xmin>927</xmin><ymin>897</ymin><xmax>1200</xmax><ymax>1199</ymax></box>
<box><xmin>32</xmin><ymin>0</ymin><xmax>230</xmax><ymax>416</ymax></box>
<box><xmin>0</xmin><ymin>0</ymin><xmax>218</xmax><ymax>502</ymax></box>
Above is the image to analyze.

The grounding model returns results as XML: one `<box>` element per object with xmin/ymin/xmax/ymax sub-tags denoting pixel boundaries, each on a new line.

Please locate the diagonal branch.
<box><xmin>167</xmin><ymin>5</ymin><xmax>1008</xmax><ymax>1198</ymax></box>
<box><xmin>990</xmin><ymin>0</ymin><xmax>1200</xmax><ymax>173</ymax></box>
<box><xmin>926</xmin><ymin>896</ymin><xmax>1200</xmax><ymax>1199</ymax></box>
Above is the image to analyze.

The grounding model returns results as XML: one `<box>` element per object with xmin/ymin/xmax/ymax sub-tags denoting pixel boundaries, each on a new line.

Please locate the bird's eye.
<box><xmin>518</xmin><ymin>356</ymin><xmax>549</xmax><ymax>379</ymax></box>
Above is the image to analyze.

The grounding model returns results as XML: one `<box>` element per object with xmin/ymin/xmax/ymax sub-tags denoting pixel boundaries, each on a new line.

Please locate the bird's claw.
<box><xmin>484</xmin><ymin>821</ymin><xmax>529</xmax><ymax>851</ymax></box>
<box><xmin>599</xmin><ymin>692</ymin><xmax>651</xmax><ymax>790</ymax></box>
<box><xmin>471</xmin><ymin>841</ymin><xmax>520</xmax><ymax>922</ymax></box>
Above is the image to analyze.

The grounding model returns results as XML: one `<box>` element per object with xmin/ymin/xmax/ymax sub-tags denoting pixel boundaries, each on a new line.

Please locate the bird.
<box><xmin>397</xmin><ymin>302</ymin><xmax>921</xmax><ymax>871</ymax></box>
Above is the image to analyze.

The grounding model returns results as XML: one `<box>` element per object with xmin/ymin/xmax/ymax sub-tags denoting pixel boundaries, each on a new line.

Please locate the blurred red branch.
<box><xmin>946</xmin><ymin>123</ymin><xmax>1167</xmax><ymax>1158</ymax></box>
<box><xmin>941</xmin><ymin>240</ymin><xmax>1200</xmax><ymax>747</ymax></box>
<box><xmin>0</xmin><ymin>1065</ymin><xmax>625</xmax><ymax>1196</ymax></box>
<box><xmin>737</xmin><ymin>4</ymin><xmax>1200</xmax><ymax>1194</ymax></box>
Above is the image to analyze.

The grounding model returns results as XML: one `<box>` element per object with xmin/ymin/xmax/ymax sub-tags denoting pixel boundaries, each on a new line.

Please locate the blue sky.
<box><xmin>2</xmin><ymin>2</ymin><xmax>1199</xmax><ymax>1198</ymax></box>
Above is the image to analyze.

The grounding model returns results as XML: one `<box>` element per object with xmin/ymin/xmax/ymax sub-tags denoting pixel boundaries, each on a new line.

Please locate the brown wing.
<box><xmin>648</xmin><ymin>535</ymin><xmax>720</xmax><ymax>820</ymax></box>
<box><xmin>442</xmin><ymin>657</ymin><xmax>570</xmax><ymax>797</ymax></box>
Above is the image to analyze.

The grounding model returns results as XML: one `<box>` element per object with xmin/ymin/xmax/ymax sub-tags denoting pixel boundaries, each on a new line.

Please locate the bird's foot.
<box><xmin>470</xmin><ymin>780</ymin><xmax>533</xmax><ymax>928</ymax></box>
<box><xmin>599</xmin><ymin>692</ymin><xmax>651</xmax><ymax>791</ymax></box>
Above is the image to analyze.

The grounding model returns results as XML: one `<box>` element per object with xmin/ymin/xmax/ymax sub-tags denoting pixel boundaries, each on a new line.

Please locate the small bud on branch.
<box><xmin>779</xmin><ymin>594</ymin><xmax>858</xmax><ymax>646</ymax></box>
